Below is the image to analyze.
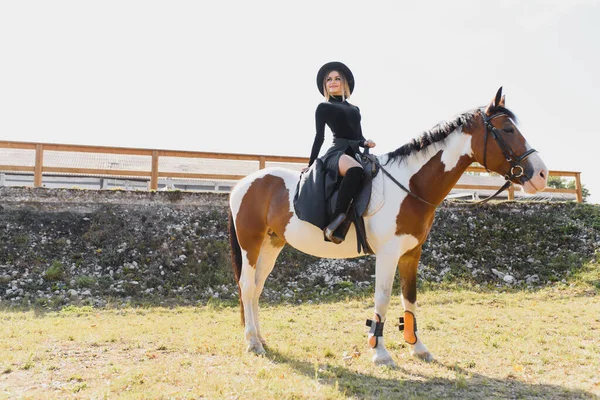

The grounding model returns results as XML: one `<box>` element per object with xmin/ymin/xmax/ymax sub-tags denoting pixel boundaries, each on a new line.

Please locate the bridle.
<box><xmin>477</xmin><ymin>110</ymin><xmax>537</xmax><ymax>203</ymax></box>
<box><xmin>366</xmin><ymin>109</ymin><xmax>538</xmax><ymax>207</ymax></box>
<box><xmin>482</xmin><ymin>110</ymin><xmax>537</xmax><ymax>183</ymax></box>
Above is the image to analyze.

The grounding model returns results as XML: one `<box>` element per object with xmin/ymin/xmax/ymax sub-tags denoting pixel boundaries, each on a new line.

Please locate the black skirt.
<box><xmin>294</xmin><ymin>138</ymin><xmax>362</xmax><ymax>229</ymax></box>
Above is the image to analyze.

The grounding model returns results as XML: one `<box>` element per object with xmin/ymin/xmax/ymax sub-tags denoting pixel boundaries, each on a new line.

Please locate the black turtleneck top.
<box><xmin>308</xmin><ymin>95</ymin><xmax>367</xmax><ymax>166</ymax></box>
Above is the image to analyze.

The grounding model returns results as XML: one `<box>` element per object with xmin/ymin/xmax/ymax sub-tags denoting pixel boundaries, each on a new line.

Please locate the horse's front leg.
<box><xmin>398</xmin><ymin>246</ymin><xmax>434</xmax><ymax>362</ymax></box>
<box><xmin>369</xmin><ymin>244</ymin><xmax>401</xmax><ymax>367</ymax></box>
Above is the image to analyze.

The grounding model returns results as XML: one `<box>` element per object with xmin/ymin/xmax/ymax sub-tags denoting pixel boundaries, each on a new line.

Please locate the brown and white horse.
<box><xmin>228</xmin><ymin>88</ymin><xmax>548</xmax><ymax>366</ymax></box>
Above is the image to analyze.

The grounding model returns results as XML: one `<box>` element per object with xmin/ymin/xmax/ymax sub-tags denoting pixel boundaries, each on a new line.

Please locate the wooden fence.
<box><xmin>0</xmin><ymin>140</ymin><xmax>584</xmax><ymax>202</ymax></box>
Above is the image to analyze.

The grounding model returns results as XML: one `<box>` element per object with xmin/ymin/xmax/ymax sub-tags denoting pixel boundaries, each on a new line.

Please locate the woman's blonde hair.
<box><xmin>322</xmin><ymin>70</ymin><xmax>352</xmax><ymax>101</ymax></box>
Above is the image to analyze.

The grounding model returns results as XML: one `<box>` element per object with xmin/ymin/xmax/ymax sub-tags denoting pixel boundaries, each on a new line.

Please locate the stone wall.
<box><xmin>1</xmin><ymin>187</ymin><xmax>598</xmax><ymax>308</ymax></box>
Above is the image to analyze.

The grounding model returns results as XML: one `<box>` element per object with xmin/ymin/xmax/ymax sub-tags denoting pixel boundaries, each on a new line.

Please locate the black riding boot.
<box><xmin>324</xmin><ymin>166</ymin><xmax>364</xmax><ymax>244</ymax></box>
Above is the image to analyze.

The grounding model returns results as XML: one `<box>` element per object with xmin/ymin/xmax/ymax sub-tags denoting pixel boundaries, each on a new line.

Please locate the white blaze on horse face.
<box><xmin>521</xmin><ymin>144</ymin><xmax>548</xmax><ymax>194</ymax></box>
<box><xmin>440</xmin><ymin>129</ymin><xmax>473</xmax><ymax>172</ymax></box>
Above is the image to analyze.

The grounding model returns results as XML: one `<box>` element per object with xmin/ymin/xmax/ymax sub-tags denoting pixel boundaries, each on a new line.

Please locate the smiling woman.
<box><xmin>304</xmin><ymin>61</ymin><xmax>378</xmax><ymax>244</ymax></box>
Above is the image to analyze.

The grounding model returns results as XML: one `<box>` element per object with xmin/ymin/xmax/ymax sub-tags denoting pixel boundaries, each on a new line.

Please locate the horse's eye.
<box><xmin>504</xmin><ymin>127</ymin><xmax>514</xmax><ymax>134</ymax></box>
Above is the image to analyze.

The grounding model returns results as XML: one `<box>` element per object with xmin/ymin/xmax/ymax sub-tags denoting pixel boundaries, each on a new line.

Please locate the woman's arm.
<box><xmin>308</xmin><ymin>103</ymin><xmax>327</xmax><ymax>166</ymax></box>
<box><xmin>355</xmin><ymin>107</ymin><xmax>375</xmax><ymax>148</ymax></box>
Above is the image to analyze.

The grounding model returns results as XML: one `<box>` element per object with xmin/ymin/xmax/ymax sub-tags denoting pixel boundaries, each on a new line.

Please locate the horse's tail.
<box><xmin>228</xmin><ymin>206</ymin><xmax>245</xmax><ymax>326</ymax></box>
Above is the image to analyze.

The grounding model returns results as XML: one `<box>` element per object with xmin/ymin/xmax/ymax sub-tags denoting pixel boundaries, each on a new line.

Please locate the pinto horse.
<box><xmin>228</xmin><ymin>88</ymin><xmax>548</xmax><ymax>366</ymax></box>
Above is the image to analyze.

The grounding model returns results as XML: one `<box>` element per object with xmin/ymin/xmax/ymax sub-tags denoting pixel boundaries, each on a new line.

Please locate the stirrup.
<box><xmin>323</xmin><ymin>213</ymin><xmax>347</xmax><ymax>244</ymax></box>
<box><xmin>333</xmin><ymin>218</ymin><xmax>352</xmax><ymax>243</ymax></box>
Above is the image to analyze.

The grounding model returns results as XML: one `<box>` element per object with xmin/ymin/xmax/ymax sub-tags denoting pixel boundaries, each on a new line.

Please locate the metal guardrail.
<box><xmin>0</xmin><ymin>140</ymin><xmax>583</xmax><ymax>202</ymax></box>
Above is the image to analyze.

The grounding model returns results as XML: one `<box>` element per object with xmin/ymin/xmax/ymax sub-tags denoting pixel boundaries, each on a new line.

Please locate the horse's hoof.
<box><xmin>412</xmin><ymin>351</ymin><xmax>434</xmax><ymax>363</ymax></box>
<box><xmin>373</xmin><ymin>356</ymin><xmax>397</xmax><ymax>367</ymax></box>
<box><xmin>247</xmin><ymin>343</ymin><xmax>266</xmax><ymax>355</ymax></box>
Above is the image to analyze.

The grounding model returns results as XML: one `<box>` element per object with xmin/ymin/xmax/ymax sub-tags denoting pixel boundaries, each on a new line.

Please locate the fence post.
<box><xmin>259</xmin><ymin>156</ymin><xmax>266</xmax><ymax>170</ymax></box>
<box><xmin>508</xmin><ymin>185</ymin><xmax>515</xmax><ymax>201</ymax></box>
<box><xmin>151</xmin><ymin>151</ymin><xmax>159</xmax><ymax>190</ymax></box>
<box><xmin>575</xmin><ymin>172</ymin><xmax>583</xmax><ymax>203</ymax></box>
<box><xmin>34</xmin><ymin>144</ymin><xmax>44</xmax><ymax>187</ymax></box>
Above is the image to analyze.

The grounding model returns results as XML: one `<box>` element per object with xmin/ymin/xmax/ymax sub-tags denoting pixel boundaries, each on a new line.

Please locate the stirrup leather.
<box><xmin>366</xmin><ymin>313</ymin><xmax>384</xmax><ymax>348</ymax></box>
<box><xmin>398</xmin><ymin>311</ymin><xmax>418</xmax><ymax>345</ymax></box>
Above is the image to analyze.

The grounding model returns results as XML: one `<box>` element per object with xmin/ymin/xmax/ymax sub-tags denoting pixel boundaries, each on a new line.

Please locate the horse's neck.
<box><xmin>380</xmin><ymin>129</ymin><xmax>474</xmax><ymax>206</ymax></box>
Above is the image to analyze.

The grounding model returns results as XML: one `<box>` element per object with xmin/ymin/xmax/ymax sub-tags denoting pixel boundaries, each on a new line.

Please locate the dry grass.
<box><xmin>1</xmin><ymin>287</ymin><xmax>599</xmax><ymax>399</ymax></box>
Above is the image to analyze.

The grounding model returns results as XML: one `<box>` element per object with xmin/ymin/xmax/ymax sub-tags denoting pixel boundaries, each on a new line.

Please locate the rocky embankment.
<box><xmin>1</xmin><ymin>187</ymin><xmax>598</xmax><ymax>308</ymax></box>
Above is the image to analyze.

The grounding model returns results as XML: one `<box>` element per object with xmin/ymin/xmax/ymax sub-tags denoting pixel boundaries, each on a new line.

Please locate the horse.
<box><xmin>227</xmin><ymin>87</ymin><xmax>548</xmax><ymax>366</ymax></box>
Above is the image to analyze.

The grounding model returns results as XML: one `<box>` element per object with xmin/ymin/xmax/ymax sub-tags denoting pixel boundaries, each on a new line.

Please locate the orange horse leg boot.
<box><xmin>398</xmin><ymin>311</ymin><xmax>418</xmax><ymax>345</ymax></box>
<box><xmin>366</xmin><ymin>313</ymin><xmax>384</xmax><ymax>348</ymax></box>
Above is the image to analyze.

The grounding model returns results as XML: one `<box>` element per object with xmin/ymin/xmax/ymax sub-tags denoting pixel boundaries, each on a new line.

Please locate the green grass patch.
<box><xmin>44</xmin><ymin>260</ymin><xmax>65</xmax><ymax>281</ymax></box>
<box><xmin>1</xmin><ymin>288</ymin><xmax>598</xmax><ymax>399</ymax></box>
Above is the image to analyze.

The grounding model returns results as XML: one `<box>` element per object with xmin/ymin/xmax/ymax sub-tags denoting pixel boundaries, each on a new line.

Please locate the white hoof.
<box><xmin>412</xmin><ymin>350</ymin><xmax>434</xmax><ymax>363</ymax></box>
<box><xmin>373</xmin><ymin>355</ymin><xmax>397</xmax><ymax>367</ymax></box>
<box><xmin>247</xmin><ymin>342</ymin><xmax>266</xmax><ymax>355</ymax></box>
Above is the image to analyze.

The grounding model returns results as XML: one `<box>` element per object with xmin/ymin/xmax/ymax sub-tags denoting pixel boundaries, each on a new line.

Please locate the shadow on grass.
<box><xmin>265</xmin><ymin>347</ymin><xmax>596</xmax><ymax>400</ymax></box>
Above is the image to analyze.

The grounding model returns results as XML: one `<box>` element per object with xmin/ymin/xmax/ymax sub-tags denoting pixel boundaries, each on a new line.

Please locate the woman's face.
<box><xmin>325</xmin><ymin>71</ymin><xmax>343</xmax><ymax>96</ymax></box>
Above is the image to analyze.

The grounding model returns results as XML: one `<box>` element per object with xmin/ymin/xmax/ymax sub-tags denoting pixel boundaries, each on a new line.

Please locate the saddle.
<box><xmin>293</xmin><ymin>150</ymin><xmax>380</xmax><ymax>254</ymax></box>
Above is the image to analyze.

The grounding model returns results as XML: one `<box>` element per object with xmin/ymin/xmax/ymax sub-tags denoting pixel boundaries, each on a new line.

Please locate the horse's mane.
<box><xmin>384</xmin><ymin>106</ymin><xmax>517</xmax><ymax>165</ymax></box>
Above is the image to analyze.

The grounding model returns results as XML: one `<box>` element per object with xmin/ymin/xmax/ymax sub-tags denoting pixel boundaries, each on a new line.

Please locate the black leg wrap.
<box><xmin>366</xmin><ymin>313</ymin><xmax>385</xmax><ymax>348</ymax></box>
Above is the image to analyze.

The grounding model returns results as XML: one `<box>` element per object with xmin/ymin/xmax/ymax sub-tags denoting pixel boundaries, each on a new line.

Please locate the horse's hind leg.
<box><xmin>239</xmin><ymin>231</ymin><xmax>285</xmax><ymax>354</ymax></box>
<box><xmin>234</xmin><ymin>214</ymin><xmax>271</xmax><ymax>355</ymax></box>
<box><xmin>253</xmin><ymin>233</ymin><xmax>285</xmax><ymax>346</ymax></box>
<box><xmin>239</xmin><ymin>241</ymin><xmax>267</xmax><ymax>355</ymax></box>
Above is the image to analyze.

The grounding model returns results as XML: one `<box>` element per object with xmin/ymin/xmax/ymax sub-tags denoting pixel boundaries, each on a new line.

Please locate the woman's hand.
<box><xmin>301</xmin><ymin>166</ymin><xmax>309</xmax><ymax>173</ymax></box>
<box><xmin>364</xmin><ymin>139</ymin><xmax>376</xmax><ymax>148</ymax></box>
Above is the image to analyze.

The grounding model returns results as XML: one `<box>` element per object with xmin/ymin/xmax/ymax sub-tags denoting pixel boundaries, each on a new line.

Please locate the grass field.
<box><xmin>1</xmin><ymin>285</ymin><xmax>599</xmax><ymax>399</ymax></box>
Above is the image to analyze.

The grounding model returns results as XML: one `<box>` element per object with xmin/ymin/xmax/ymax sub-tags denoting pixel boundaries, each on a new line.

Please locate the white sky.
<box><xmin>1</xmin><ymin>1</ymin><xmax>599</xmax><ymax>203</ymax></box>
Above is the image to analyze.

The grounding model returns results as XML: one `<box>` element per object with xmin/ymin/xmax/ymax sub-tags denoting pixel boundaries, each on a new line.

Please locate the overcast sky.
<box><xmin>1</xmin><ymin>1</ymin><xmax>598</xmax><ymax>203</ymax></box>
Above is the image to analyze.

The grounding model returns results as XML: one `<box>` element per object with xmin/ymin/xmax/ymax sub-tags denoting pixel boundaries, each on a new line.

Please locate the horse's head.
<box><xmin>471</xmin><ymin>87</ymin><xmax>548</xmax><ymax>194</ymax></box>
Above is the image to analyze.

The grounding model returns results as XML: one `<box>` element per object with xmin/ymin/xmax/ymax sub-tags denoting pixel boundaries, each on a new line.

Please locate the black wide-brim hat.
<box><xmin>316</xmin><ymin>61</ymin><xmax>355</xmax><ymax>96</ymax></box>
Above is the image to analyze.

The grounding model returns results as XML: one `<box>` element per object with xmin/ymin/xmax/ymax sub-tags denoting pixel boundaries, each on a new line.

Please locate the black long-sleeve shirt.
<box><xmin>308</xmin><ymin>95</ymin><xmax>367</xmax><ymax>166</ymax></box>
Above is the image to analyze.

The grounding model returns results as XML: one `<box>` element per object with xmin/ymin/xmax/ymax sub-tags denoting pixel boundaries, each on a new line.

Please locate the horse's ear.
<box><xmin>485</xmin><ymin>86</ymin><xmax>503</xmax><ymax>115</ymax></box>
<box><xmin>494</xmin><ymin>87</ymin><xmax>503</xmax><ymax>107</ymax></box>
<box><xmin>499</xmin><ymin>94</ymin><xmax>506</xmax><ymax>108</ymax></box>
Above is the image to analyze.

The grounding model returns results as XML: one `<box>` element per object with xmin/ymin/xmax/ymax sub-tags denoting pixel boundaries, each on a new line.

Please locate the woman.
<box><xmin>307</xmin><ymin>61</ymin><xmax>376</xmax><ymax>244</ymax></box>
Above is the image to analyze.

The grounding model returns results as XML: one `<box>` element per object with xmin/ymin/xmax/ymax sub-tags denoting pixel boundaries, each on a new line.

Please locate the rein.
<box><xmin>367</xmin><ymin>154</ymin><xmax>438</xmax><ymax>208</ymax></box>
<box><xmin>365</xmin><ymin>110</ymin><xmax>537</xmax><ymax>207</ymax></box>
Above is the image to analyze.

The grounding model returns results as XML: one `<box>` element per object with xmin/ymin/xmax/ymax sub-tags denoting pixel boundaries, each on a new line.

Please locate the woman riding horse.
<box><xmin>229</xmin><ymin>87</ymin><xmax>548</xmax><ymax>366</ymax></box>
<box><xmin>307</xmin><ymin>61</ymin><xmax>376</xmax><ymax>244</ymax></box>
